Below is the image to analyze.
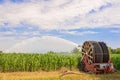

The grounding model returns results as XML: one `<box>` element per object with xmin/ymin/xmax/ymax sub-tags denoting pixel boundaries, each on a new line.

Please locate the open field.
<box><xmin>0</xmin><ymin>53</ymin><xmax>120</xmax><ymax>72</ymax></box>
<box><xmin>0</xmin><ymin>71</ymin><xmax>120</xmax><ymax>80</ymax></box>
<box><xmin>0</xmin><ymin>53</ymin><xmax>120</xmax><ymax>80</ymax></box>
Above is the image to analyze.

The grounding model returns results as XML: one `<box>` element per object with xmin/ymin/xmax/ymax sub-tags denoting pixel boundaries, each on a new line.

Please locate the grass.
<box><xmin>0</xmin><ymin>71</ymin><xmax>120</xmax><ymax>80</ymax></box>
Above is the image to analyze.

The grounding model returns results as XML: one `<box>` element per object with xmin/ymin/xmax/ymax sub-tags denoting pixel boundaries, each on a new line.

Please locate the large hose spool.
<box><xmin>82</xmin><ymin>41</ymin><xmax>102</xmax><ymax>64</ymax></box>
<box><xmin>98</xmin><ymin>42</ymin><xmax>109</xmax><ymax>63</ymax></box>
<box><xmin>81</xmin><ymin>41</ymin><xmax>115</xmax><ymax>73</ymax></box>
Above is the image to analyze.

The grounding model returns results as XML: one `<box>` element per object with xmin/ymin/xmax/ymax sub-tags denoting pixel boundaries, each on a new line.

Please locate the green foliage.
<box><xmin>0</xmin><ymin>53</ymin><xmax>119</xmax><ymax>72</ymax></box>
<box><xmin>108</xmin><ymin>47</ymin><xmax>113</xmax><ymax>54</ymax></box>
<box><xmin>114</xmin><ymin>48</ymin><xmax>120</xmax><ymax>54</ymax></box>
<box><xmin>71</xmin><ymin>47</ymin><xmax>80</xmax><ymax>54</ymax></box>
<box><xmin>110</xmin><ymin>54</ymin><xmax>120</xmax><ymax>70</ymax></box>
<box><xmin>0</xmin><ymin>53</ymin><xmax>80</xmax><ymax>72</ymax></box>
<box><xmin>0</xmin><ymin>51</ymin><xmax>3</xmax><ymax>53</ymax></box>
<box><xmin>108</xmin><ymin>47</ymin><xmax>120</xmax><ymax>54</ymax></box>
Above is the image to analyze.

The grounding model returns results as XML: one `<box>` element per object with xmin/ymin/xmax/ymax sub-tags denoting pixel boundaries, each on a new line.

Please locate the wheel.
<box><xmin>98</xmin><ymin>42</ymin><xmax>109</xmax><ymax>62</ymax></box>
<box><xmin>82</xmin><ymin>41</ymin><xmax>94</xmax><ymax>64</ymax></box>
<box><xmin>80</xmin><ymin>61</ymin><xmax>85</xmax><ymax>71</ymax></box>
<box><xmin>90</xmin><ymin>41</ymin><xmax>103</xmax><ymax>63</ymax></box>
<box><xmin>82</xmin><ymin>41</ymin><xmax>103</xmax><ymax>64</ymax></box>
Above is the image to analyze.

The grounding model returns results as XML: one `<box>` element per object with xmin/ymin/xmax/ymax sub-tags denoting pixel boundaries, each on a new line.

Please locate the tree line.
<box><xmin>108</xmin><ymin>47</ymin><xmax>120</xmax><ymax>54</ymax></box>
<box><xmin>0</xmin><ymin>47</ymin><xmax>120</xmax><ymax>54</ymax></box>
<box><xmin>71</xmin><ymin>47</ymin><xmax>120</xmax><ymax>54</ymax></box>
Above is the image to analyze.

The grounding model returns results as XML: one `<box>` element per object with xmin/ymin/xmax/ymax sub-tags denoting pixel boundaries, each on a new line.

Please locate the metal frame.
<box><xmin>81</xmin><ymin>41</ymin><xmax>115</xmax><ymax>74</ymax></box>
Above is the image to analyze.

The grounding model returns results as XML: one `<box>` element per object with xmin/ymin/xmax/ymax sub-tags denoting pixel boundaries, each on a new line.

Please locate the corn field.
<box><xmin>0</xmin><ymin>52</ymin><xmax>119</xmax><ymax>72</ymax></box>
<box><xmin>111</xmin><ymin>54</ymin><xmax>120</xmax><ymax>70</ymax></box>
<box><xmin>0</xmin><ymin>53</ymin><xmax>80</xmax><ymax>72</ymax></box>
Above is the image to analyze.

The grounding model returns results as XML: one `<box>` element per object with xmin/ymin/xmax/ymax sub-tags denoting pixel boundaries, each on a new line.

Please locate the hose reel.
<box><xmin>80</xmin><ymin>41</ymin><xmax>115</xmax><ymax>73</ymax></box>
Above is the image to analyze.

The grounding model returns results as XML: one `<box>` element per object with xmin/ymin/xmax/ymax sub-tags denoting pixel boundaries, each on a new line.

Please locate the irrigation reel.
<box><xmin>80</xmin><ymin>41</ymin><xmax>116</xmax><ymax>73</ymax></box>
<box><xmin>60</xmin><ymin>41</ymin><xmax>116</xmax><ymax>77</ymax></box>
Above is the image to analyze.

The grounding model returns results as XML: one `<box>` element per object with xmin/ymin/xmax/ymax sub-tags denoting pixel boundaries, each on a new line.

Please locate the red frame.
<box><xmin>82</xmin><ymin>55</ymin><xmax>115</xmax><ymax>74</ymax></box>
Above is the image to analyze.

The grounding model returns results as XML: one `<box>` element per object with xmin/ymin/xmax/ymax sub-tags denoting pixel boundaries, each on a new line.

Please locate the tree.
<box><xmin>0</xmin><ymin>51</ymin><xmax>2</xmax><ymax>53</ymax></box>
<box><xmin>115</xmin><ymin>48</ymin><xmax>120</xmax><ymax>54</ymax></box>
<box><xmin>47</xmin><ymin>51</ymin><xmax>55</xmax><ymax>54</ymax></box>
<box><xmin>71</xmin><ymin>47</ymin><xmax>80</xmax><ymax>54</ymax></box>
<box><xmin>108</xmin><ymin>47</ymin><xmax>113</xmax><ymax>54</ymax></box>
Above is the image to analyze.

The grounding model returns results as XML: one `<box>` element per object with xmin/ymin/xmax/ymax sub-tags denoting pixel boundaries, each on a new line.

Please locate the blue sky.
<box><xmin>0</xmin><ymin>0</ymin><xmax>120</xmax><ymax>51</ymax></box>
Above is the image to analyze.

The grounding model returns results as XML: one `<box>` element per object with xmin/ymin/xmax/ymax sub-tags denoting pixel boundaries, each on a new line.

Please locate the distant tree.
<box><xmin>71</xmin><ymin>47</ymin><xmax>80</xmax><ymax>54</ymax></box>
<box><xmin>115</xmin><ymin>48</ymin><xmax>120</xmax><ymax>54</ymax></box>
<box><xmin>112</xmin><ymin>49</ymin><xmax>116</xmax><ymax>54</ymax></box>
<box><xmin>108</xmin><ymin>47</ymin><xmax>120</xmax><ymax>54</ymax></box>
<box><xmin>47</xmin><ymin>51</ymin><xmax>55</xmax><ymax>54</ymax></box>
<box><xmin>108</xmin><ymin>47</ymin><xmax>113</xmax><ymax>54</ymax></box>
<box><xmin>0</xmin><ymin>51</ymin><xmax>2</xmax><ymax>53</ymax></box>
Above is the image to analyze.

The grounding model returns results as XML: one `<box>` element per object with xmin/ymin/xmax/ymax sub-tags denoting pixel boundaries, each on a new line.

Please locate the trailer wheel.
<box><xmin>80</xmin><ymin>61</ymin><xmax>85</xmax><ymax>72</ymax></box>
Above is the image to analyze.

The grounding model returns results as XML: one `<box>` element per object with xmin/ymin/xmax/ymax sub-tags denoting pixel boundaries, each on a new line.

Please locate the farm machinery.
<box><xmin>80</xmin><ymin>41</ymin><xmax>116</xmax><ymax>74</ymax></box>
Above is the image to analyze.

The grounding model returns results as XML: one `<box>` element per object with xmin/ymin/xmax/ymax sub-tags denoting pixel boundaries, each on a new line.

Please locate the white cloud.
<box><xmin>20</xmin><ymin>31</ymin><xmax>41</xmax><ymax>36</ymax></box>
<box><xmin>0</xmin><ymin>0</ymin><xmax>120</xmax><ymax>51</ymax></box>
<box><xmin>0</xmin><ymin>0</ymin><xmax>120</xmax><ymax>30</ymax></box>
<box><xmin>0</xmin><ymin>31</ymin><xmax>14</xmax><ymax>35</ymax></box>
<box><xmin>0</xmin><ymin>37</ymin><xmax>24</xmax><ymax>51</ymax></box>
<box><xmin>0</xmin><ymin>30</ymin><xmax>41</xmax><ymax>37</ymax></box>
<box><xmin>5</xmin><ymin>36</ymin><xmax>78</xmax><ymax>53</ymax></box>
<box><xmin>60</xmin><ymin>30</ymin><xmax>98</xmax><ymax>36</ymax></box>
<box><xmin>110</xmin><ymin>30</ymin><xmax>120</xmax><ymax>33</ymax></box>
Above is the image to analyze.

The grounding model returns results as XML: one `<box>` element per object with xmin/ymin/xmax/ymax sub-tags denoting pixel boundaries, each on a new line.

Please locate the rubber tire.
<box><xmin>89</xmin><ymin>41</ymin><xmax>103</xmax><ymax>63</ymax></box>
<box><xmin>98</xmin><ymin>42</ymin><xmax>109</xmax><ymax>63</ymax></box>
<box><xmin>80</xmin><ymin>61</ymin><xmax>85</xmax><ymax>72</ymax></box>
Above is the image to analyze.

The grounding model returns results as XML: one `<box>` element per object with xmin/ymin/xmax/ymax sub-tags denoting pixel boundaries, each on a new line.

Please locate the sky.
<box><xmin>0</xmin><ymin>0</ymin><xmax>120</xmax><ymax>51</ymax></box>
